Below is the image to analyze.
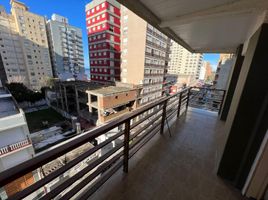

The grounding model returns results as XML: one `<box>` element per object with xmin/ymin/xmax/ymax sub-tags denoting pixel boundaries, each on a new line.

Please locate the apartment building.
<box><xmin>168</xmin><ymin>40</ymin><xmax>203</xmax><ymax>79</ymax></box>
<box><xmin>0</xmin><ymin>87</ymin><xmax>39</xmax><ymax>199</ymax></box>
<box><xmin>0</xmin><ymin>1</ymin><xmax>53</xmax><ymax>90</ymax></box>
<box><xmin>46</xmin><ymin>14</ymin><xmax>85</xmax><ymax>80</ymax></box>
<box><xmin>120</xmin><ymin>6</ymin><xmax>171</xmax><ymax>105</ymax></box>
<box><xmin>214</xmin><ymin>54</ymin><xmax>235</xmax><ymax>89</ymax></box>
<box><xmin>0</xmin><ymin>5</ymin><xmax>28</xmax><ymax>87</ymax></box>
<box><xmin>86</xmin><ymin>0</ymin><xmax>121</xmax><ymax>83</ymax></box>
<box><xmin>0</xmin><ymin>54</ymin><xmax>7</xmax><ymax>87</ymax></box>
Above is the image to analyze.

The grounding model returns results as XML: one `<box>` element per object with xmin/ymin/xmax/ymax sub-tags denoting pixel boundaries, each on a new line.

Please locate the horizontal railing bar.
<box><xmin>39</xmin><ymin>144</ymin><xmax>124</xmax><ymax>200</ymax></box>
<box><xmin>167</xmin><ymin>96</ymin><xmax>179</xmax><ymax>105</ymax></box>
<box><xmin>130</xmin><ymin>114</ymin><xmax>162</xmax><ymax>141</ymax></box>
<box><xmin>8</xmin><ymin>131</ymin><xmax>124</xmax><ymax>200</ymax></box>
<box><xmin>167</xmin><ymin>98</ymin><xmax>179</xmax><ymax>108</ymax></box>
<box><xmin>130</xmin><ymin>123</ymin><xmax>161</xmax><ymax>150</ymax></box>
<box><xmin>167</xmin><ymin>107</ymin><xmax>179</xmax><ymax>120</ymax></box>
<box><xmin>60</xmin><ymin>154</ymin><xmax>123</xmax><ymax>200</ymax></box>
<box><xmin>190</xmin><ymin>86</ymin><xmax>226</xmax><ymax>92</ymax></box>
<box><xmin>0</xmin><ymin>89</ymin><xmax>187</xmax><ymax>187</ymax></box>
<box><xmin>130</xmin><ymin>106</ymin><xmax>163</xmax><ymax>129</ymax></box>
<box><xmin>76</xmin><ymin>159</ymin><xmax>123</xmax><ymax>200</ymax></box>
<box><xmin>130</xmin><ymin>127</ymin><xmax>160</xmax><ymax>159</ymax></box>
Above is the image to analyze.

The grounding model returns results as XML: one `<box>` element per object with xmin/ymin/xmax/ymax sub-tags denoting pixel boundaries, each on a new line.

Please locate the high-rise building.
<box><xmin>168</xmin><ymin>40</ymin><xmax>203</xmax><ymax>79</ymax></box>
<box><xmin>0</xmin><ymin>1</ymin><xmax>53</xmax><ymax>90</ymax></box>
<box><xmin>204</xmin><ymin>61</ymin><xmax>214</xmax><ymax>82</ymax></box>
<box><xmin>0</xmin><ymin>87</ymin><xmax>39</xmax><ymax>199</ymax></box>
<box><xmin>214</xmin><ymin>54</ymin><xmax>235</xmax><ymax>89</ymax></box>
<box><xmin>0</xmin><ymin>5</ymin><xmax>28</xmax><ymax>87</ymax></box>
<box><xmin>120</xmin><ymin>6</ymin><xmax>171</xmax><ymax>105</ymax></box>
<box><xmin>0</xmin><ymin>54</ymin><xmax>7</xmax><ymax>87</ymax></box>
<box><xmin>46</xmin><ymin>14</ymin><xmax>85</xmax><ymax>80</ymax></box>
<box><xmin>85</xmin><ymin>0</ymin><xmax>121</xmax><ymax>83</ymax></box>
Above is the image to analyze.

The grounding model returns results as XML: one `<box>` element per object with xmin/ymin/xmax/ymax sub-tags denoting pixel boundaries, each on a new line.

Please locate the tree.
<box><xmin>6</xmin><ymin>82</ymin><xmax>44</xmax><ymax>104</ymax></box>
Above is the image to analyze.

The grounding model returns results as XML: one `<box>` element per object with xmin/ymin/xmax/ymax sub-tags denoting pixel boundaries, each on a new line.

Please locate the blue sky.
<box><xmin>203</xmin><ymin>54</ymin><xmax>220</xmax><ymax>70</ymax></box>
<box><xmin>1</xmin><ymin>0</ymin><xmax>219</xmax><ymax>70</ymax></box>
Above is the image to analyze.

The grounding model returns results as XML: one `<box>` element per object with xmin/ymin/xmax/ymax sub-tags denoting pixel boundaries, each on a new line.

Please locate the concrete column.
<box><xmin>74</xmin><ymin>86</ymin><xmax>80</xmax><ymax>114</ymax></box>
<box><xmin>218</xmin><ymin>24</ymin><xmax>268</xmax><ymax>189</ymax></box>
<box><xmin>59</xmin><ymin>85</ymin><xmax>64</xmax><ymax>110</ymax></box>
<box><xmin>220</xmin><ymin>44</ymin><xmax>244</xmax><ymax>121</ymax></box>
<box><xmin>63</xmin><ymin>86</ymin><xmax>69</xmax><ymax>113</ymax></box>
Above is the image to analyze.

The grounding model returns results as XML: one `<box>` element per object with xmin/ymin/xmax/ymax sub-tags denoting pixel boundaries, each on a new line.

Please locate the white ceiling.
<box><xmin>118</xmin><ymin>0</ymin><xmax>268</xmax><ymax>53</ymax></box>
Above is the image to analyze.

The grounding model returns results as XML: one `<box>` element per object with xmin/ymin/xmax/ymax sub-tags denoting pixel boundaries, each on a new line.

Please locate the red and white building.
<box><xmin>85</xmin><ymin>0</ymin><xmax>121</xmax><ymax>83</ymax></box>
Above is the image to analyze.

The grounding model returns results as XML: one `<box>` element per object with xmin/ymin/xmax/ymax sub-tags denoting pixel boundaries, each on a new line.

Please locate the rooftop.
<box><xmin>0</xmin><ymin>88</ymin><xmax>19</xmax><ymax>118</ymax></box>
<box><xmin>87</xmin><ymin>86</ymin><xmax>136</xmax><ymax>96</ymax></box>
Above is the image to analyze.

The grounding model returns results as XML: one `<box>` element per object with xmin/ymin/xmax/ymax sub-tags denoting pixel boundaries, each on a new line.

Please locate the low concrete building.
<box><xmin>50</xmin><ymin>81</ymin><xmax>140</xmax><ymax>126</ymax></box>
<box><xmin>87</xmin><ymin>84</ymin><xmax>139</xmax><ymax>125</ymax></box>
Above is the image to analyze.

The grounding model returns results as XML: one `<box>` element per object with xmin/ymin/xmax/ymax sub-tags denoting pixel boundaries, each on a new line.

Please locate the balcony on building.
<box><xmin>1</xmin><ymin>0</ymin><xmax>268</xmax><ymax>200</ymax></box>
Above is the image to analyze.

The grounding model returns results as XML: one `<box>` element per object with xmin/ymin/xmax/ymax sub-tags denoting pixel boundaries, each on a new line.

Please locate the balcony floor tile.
<box><xmin>89</xmin><ymin>108</ymin><xmax>248</xmax><ymax>200</ymax></box>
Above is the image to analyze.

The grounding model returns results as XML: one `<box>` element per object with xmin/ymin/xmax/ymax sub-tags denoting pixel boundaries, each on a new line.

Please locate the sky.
<box><xmin>203</xmin><ymin>54</ymin><xmax>220</xmax><ymax>70</ymax></box>
<box><xmin>1</xmin><ymin>0</ymin><xmax>220</xmax><ymax>70</ymax></box>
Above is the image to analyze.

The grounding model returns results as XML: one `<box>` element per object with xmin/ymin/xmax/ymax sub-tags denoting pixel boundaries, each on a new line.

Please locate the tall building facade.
<box><xmin>214</xmin><ymin>54</ymin><xmax>235</xmax><ymax>89</ymax></box>
<box><xmin>86</xmin><ymin>0</ymin><xmax>121</xmax><ymax>83</ymax></box>
<box><xmin>168</xmin><ymin>40</ymin><xmax>203</xmax><ymax>79</ymax></box>
<box><xmin>0</xmin><ymin>1</ymin><xmax>53</xmax><ymax>90</ymax></box>
<box><xmin>0</xmin><ymin>5</ymin><xmax>28</xmax><ymax>87</ymax></box>
<box><xmin>204</xmin><ymin>61</ymin><xmax>214</xmax><ymax>82</ymax></box>
<box><xmin>46</xmin><ymin>14</ymin><xmax>85</xmax><ymax>80</ymax></box>
<box><xmin>120</xmin><ymin>6</ymin><xmax>171</xmax><ymax>105</ymax></box>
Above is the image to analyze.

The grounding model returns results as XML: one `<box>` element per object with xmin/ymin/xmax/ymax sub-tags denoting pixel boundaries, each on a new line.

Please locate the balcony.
<box><xmin>0</xmin><ymin>138</ymin><xmax>32</xmax><ymax>157</ymax></box>
<box><xmin>90</xmin><ymin>108</ymin><xmax>244</xmax><ymax>200</ymax></box>
<box><xmin>0</xmin><ymin>88</ymin><xmax>244</xmax><ymax>200</ymax></box>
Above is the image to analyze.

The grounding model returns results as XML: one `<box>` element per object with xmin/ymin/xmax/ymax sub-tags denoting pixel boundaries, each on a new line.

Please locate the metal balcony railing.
<box><xmin>189</xmin><ymin>87</ymin><xmax>226</xmax><ymax>113</ymax></box>
<box><xmin>0</xmin><ymin>87</ymin><xmax>225</xmax><ymax>200</ymax></box>
<box><xmin>0</xmin><ymin>138</ymin><xmax>32</xmax><ymax>157</ymax></box>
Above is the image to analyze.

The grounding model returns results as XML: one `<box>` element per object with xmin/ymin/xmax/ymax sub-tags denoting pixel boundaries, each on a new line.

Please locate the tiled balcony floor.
<box><xmin>90</xmin><ymin>108</ymin><xmax>248</xmax><ymax>200</ymax></box>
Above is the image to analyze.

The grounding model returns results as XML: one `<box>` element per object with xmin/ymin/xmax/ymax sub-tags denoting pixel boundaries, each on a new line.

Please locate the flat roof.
<box><xmin>57</xmin><ymin>80</ymin><xmax>138</xmax><ymax>96</ymax></box>
<box><xmin>88</xmin><ymin>86</ymin><xmax>136</xmax><ymax>96</ymax></box>
<box><xmin>0</xmin><ymin>97</ymin><xmax>19</xmax><ymax>118</ymax></box>
<box><xmin>0</xmin><ymin>87</ymin><xmax>19</xmax><ymax>118</ymax></box>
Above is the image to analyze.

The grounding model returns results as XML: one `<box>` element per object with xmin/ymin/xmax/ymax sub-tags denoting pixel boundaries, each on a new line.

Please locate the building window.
<box><xmin>115</xmin><ymin>96</ymin><xmax>118</xmax><ymax>99</ymax></box>
<box><xmin>109</xmin><ymin>25</ymin><xmax>114</xmax><ymax>32</ymax></box>
<box><xmin>101</xmin><ymin>3</ymin><xmax>105</xmax><ymax>8</ymax></box>
<box><xmin>102</xmin><ymin>13</ymin><xmax>105</xmax><ymax>18</ymax></box>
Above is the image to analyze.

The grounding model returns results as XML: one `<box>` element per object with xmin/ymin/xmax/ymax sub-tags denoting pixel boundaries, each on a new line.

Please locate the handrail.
<box><xmin>0</xmin><ymin>86</ymin><xmax>226</xmax><ymax>199</ymax></box>
<box><xmin>0</xmin><ymin>87</ymin><xmax>190</xmax><ymax>200</ymax></box>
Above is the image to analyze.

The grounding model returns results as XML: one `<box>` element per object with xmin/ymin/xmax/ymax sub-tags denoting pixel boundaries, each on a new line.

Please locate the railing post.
<box><xmin>186</xmin><ymin>88</ymin><xmax>191</xmax><ymax>110</ymax></box>
<box><xmin>160</xmin><ymin>100</ymin><xmax>167</xmax><ymax>135</ymax></box>
<box><xmin>123</xmin><ymin>119</ymin><xmax>130</xmax><ymax>173</ymax></box>
<box><xmin>177</xmin><ymin>92</ymin><xmax>182</xmax><ymax>117</ymax></box>
<box><xmin>218</xmin><ymin>90</ymin><xmax>226</xmax><ymax>115</ymax></box>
